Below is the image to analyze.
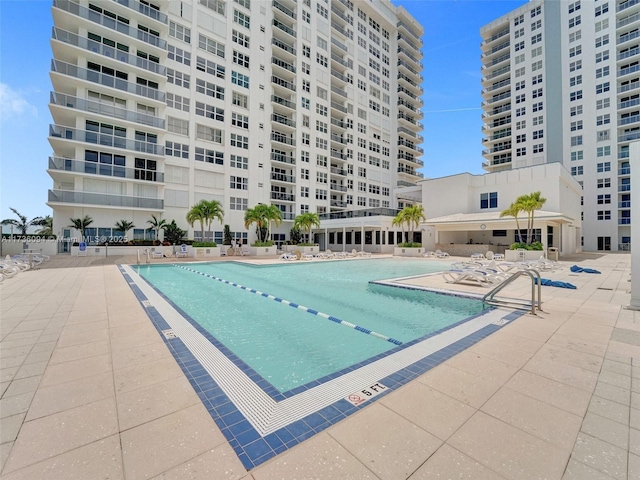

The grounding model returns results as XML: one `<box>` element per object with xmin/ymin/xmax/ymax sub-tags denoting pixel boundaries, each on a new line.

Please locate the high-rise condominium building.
<box><xmin>481</xmin><ymin>0</ymin><xmax>634</xmax><ymax>252</ymax></box>
<box><xmin>46</xmin><ymin>0</ymin><xmax>424</xmax><ymax>246</ymax></box>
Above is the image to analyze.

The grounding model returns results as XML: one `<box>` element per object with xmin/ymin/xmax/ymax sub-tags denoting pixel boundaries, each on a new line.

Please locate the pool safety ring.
<box><xmin>173</xmin><ymin>264</ymin><xmax>403</xmax><ymax>346</ymax></box>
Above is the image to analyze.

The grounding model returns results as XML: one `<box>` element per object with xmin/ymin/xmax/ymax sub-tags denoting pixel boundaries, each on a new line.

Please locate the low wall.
<box><xmin>504</xmin><ymin>249</ymin><xmax>546</xmax><ymax>262</ymax></box>
<box><xmin>435</xmin><ymin>244</ymin><xmax>508</xmax><ymax>257</ymax></box>
<box><xmin>1</xmin><ymin>240</ymin><xmax>58</xmax><ymax>257</ymax></box>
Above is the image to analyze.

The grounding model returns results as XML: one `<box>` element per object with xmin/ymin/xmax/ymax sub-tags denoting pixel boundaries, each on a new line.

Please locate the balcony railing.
<box><xmin>330</xmin><ymin>183</ymin><xmax>347</xmax><ymax>192</ymax></box>
<box><xmin>331</xmin><ymin>85</ymin><xmax>348</xmax><ymax>98</ymax></box>
<box><xmin>331</xmin><ymin>117</ymin><xmax>348</xmax><ymax>129</ymax></box>
<box><xmin>618</xmin><ymin>0</ymin><xmax>640</xmax><ymax>12</ymax></box>
<box><xmin>331</xmin><ymin>36</ymin><xmax>348</xmax><ymax>53</ymax></box>
<box><xmin>620</xmin><ymin>114</ymin><xmax>640</xmax><ymax>126</ymax></box>
<box><xmin>618</xmin><ymin>82</ymin><xmax>640</xmax><ymax>94</ymax></box>
<box><xmin>270</xmin><ymin>192</ymin><xmax>296</xmax><ymax>202</ymax></box>
<box><xmin>330</xmin><ymin>101</ymin><xmax>348</xmax><ymax>113</ymax></box>
<box><xmin>482</xmin><ymin>53</ymin><xmax>510</xmax><ymax>69</ymax></box>
<box><xmin>52</xmin><ymin>28</ymin><xmax>166</xmax><ymax>75</ymax></box>
<box><xmin>398</xmin><ymin>73</ymin><xmax>423</xmax><ymax>92</ymax></box>
<box><xmin>272</xmin><ymin>0</ymin><xmax>296</xmax><ymax>19</ymax></box>
<box><xmin>113</xmin><ymin>0</ymin><xmax>168</xmax><ymax>23</ymax></box>
<box><xmin>620</xmin><ymin>167</ymin><xmax>631</xmax><ymax>175</ymax></box>
<box><xmin>619</xmin><ymin>131</ymin><xmax>640</xmax><ymax>142</ymax></box>
<box><xmin>619</xmin><ymin>64</ymin><xmax>640</xmax><ymax>76</ymax></box>
<box><xmin>619</xmin><ymin>201</ymin><xmax>632</xmax><ymax>208</ymax></box>
<box><xmin>271</xmin><ymin>37</ymin><xmax>296</xmax><ymax>55</ymax></box>
<box><xmin>53</xmin><ymin>0</ymin><xmax>166</xmax><ymax>49</ymax></box>
<box><xmin>397</xmin><ymin>60</ymin><xmax>422</xmax><ymax>79</ymax></box>
<box><xmin>482</xmin><ymin>40</ymin><xmax>510</xmax><ymax>57</ymax></box>
<box><xmin>618</xmin><ymin>46</ymin><xmax>640</xmax><ymax>61</ymax></box>
<box><xmin>619</xmin><ymin>219</ymin><xmax>631</xmax><ymax>224</ymax></box>
<box><xmin>330</xmin><ymin>201</ymin><xmax>348</xmax><ymax>208</ymax></box>
<box><xmin>619</xmin><ymin>97</ymin><xmax>640</xmax><ymax>109</ymax></box>
<box><xmin>398</xmin><ymin>86</ymin><xmax>418</xmax><ymax>100</ymax></box>
<box><xmin>618</xmin><ymin>29</ymin><xmax>640</xmax><ymax>45</ymax></box>
<box><xmin>331</xmin><ymin>150</ymin><xmax>347</xmax><ymax>160</ymax></box>
<box><xmin>272</xmin><ymin>18</ymin><xmax>296</xmax><ymax>37</ymax></box>
<box><xmin>331</xmin><ymin>4</ymin><xmax>351</xmax><ymax>24</ymax></box>
<box><xmin>331</xmin><ymin>21</ymin><xmax>349</xmax><ymax>38</ymax></box>
<box><xmin>331</xmin><ymin>52</ymin><xmax>352</xmax><ymax>69</ymax></box>
<box><xmin>484</xmin><ymin>65</ymin><xmax>510</xmax><ymax>81</ymax></box>
<box><xmin>331</xmin><ymin>68</ymin><xmax>352</xmax><ymax>84</ymax></box>
<box><xmin>271</xmin><ymin>113</ymin><xmax>296</xmax><ymax>128</ymax></box>
<box><xmin>49</xmin><ymin>124</ymin><xmax>164</xmax><ymax>156</ymax></box>
<box><xmin>271</xmin><ymin>152</ymin><xmax>296</xmax><ymax>164</ymax></box>
<box><xmin>619</xmin><ymin>184</ymin><xmax>631</xmax><ymax>191</ymax></box>
<box><xmin>330</xmin><ymin>167</ymin><xmax>347</xmax><ymax>176</ymax></box>
<box><xmin>48</xmin><ymin>156</ymin><xmax>164</xmax><ymax>182</ymax></box>
<box><xmin>51</xmin><ymin>60</ymin><xmax>165</xmax><ymax>102</ymax></box>
<box><xmin>50</xmin><ymin>92</ymin><xmax>165</xmax><ymax>129</ymax></box>
<box><xmin>270</xmin><ymin>172</ymin><xmax>296</xmax><ymax>183</ymax></box>
<box><xmin>48</xmin><ymin>189</ymin><xmax>163</xmax><ymax>209</ymax></box>
<box><xmin>397</xmin><ymin>21</ymin><xmax>421</xmax><ymax>42</ymax></box>
<box><xmin>271</xmin><ymin>94</ymin><xmax>296</xmax><ymax>110</ymax></box>
<box><xmin>272</xmin><ymin>56</ymin><xmax>296</xmax><ymax>73</ymax></box>
<box><xmin>482</xmin><ymin>28</ymin><xmax>509</xmax><ymax>45</ymax></box>
<box><xmin>271</xmin><ymin>131</ymin><xmax>296</xmax><ymax>146</ymax></box>
<box><xmin>397</xmin><ymin>46</ymin><xmax>422</xmax><ymax>66</ymax></box>
<box><xmin>618</xmin><ymin>11</ymin><xmax>640</xmax><ymax>28</ymax></box>
<box><xmin>330</xmin><ymin>133</ymin><xmax>347</xmax><ymax>144</ymax></box>
<box><xmin>271</xmin><ymin>75</ymin><xmax>296</xmax><ymax>92</ymax></box>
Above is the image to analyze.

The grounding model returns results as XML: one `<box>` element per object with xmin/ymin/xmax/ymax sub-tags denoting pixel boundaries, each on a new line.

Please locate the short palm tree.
<box><xmin>33</xmin><ymin>215</ymin><xmax>53</xmax><ymax>236</ymax></box>
<box><xmin>404</xmin><ymin>204</ymin><xmax>426</xmax><ymax>244</ymax></box>
<box><xmin>293</xmin><ymin>212</ymin><xmax>320</xmax><ymax>244</ymax></box>
<box><xmin>68</xmin><ymin>215</ymin><xmax>94</xmax><ymax>240</ymax></box>
<box><xmin>518</xmin><ymin>191</ymin><xmax>546</xmax><ymax>244</ymax></box>
<box><xmin>264</xmin><ymin>204</ymin><xmax>283</xmax><ymax>242</ymax></box>
<box><xmin>244</xmin><ymin>204</ymin><xmax>269</xmax><ymax>243</ymax></box>
<box><xmin>146</xmin><ymin>215</ymin><xmax>166</xmax><ymax>243</ymax></box>
<box><xmin>187</xmin><ymin>200</ymin><xmax>224</xmax><ymax>241</ymax></box>
<box><xmin>202</xmin><ymin>199</ymin><xmax>224</xmax><ymax>238</ymax></box>
<box><xmin>391</xmin><ymin>209</ymin><xmax>407</xmax><ymax>243</ymax></box>
<box><xmin>114</xmin><ymin>220</ymin><xmax>135</xmax><ymax>239</ymax></box>
<box><xmin>186</xmin><ymin>203</ymin><xmax>207</xmax><ymax>241</ymax></box>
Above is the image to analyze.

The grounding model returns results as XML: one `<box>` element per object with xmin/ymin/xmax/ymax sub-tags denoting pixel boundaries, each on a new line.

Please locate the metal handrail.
<box><xmin>482</xmin><ymin>269</ymin><xmax>542</xmax><ymax>315</ymax></box>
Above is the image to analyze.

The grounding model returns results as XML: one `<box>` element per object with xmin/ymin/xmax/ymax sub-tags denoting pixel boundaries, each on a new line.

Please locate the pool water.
<box><xmin>135</xmin><ymin>258</ymin><xmax>484</xmax><ymax>391</ymax></box>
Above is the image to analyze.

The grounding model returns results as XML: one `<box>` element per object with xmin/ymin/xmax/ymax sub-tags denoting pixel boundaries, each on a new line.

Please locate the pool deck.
<box><xmin>0</xmin><ymin>253</ymin><xmax>637</xmax><ymax>479</ymax></box>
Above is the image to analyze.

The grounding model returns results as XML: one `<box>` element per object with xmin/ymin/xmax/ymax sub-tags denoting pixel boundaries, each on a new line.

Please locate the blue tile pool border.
<box><xmin>119</xmin><ymin>264</ymin><xmax>525</xmax><ymax>469</ymax></box>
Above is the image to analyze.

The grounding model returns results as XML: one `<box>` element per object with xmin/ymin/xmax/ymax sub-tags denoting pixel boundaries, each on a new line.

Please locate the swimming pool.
<box><xmin>134</xmin><ymin>259</ymin><xmax>482</xmax><ymax>391</ymax></box>
<box><xmin>122</xmin><ymin>258</ymin><xmax>522</xmax><ymax>469</ymax></box>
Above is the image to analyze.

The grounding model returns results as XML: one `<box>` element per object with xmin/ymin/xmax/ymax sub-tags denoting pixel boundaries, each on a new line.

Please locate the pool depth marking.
<box><xmin>173</xmin><ymin>264</ymin><xmax>403</xmax><ymax>346</ymax></box>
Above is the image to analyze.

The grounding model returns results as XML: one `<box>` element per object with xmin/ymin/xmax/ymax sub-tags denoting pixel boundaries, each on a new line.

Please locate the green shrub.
<box><xmin>192</xmin><ymin>241</ymin><xmax>217</xmax><ymax>247</ymax></box>
<box><xmin>251</xmin><ymin>240</ymin><xmax>274</xmax><ymax>247</ymax></box>
<box><xmin>510</xmin><ymin>242</ymin><xmax>543</xmax><ymax>251</ymax></box>
<box><xmin>398</xmin><ymin>242</ymin><xmax>422</xmax><ymax>248</ymax></box>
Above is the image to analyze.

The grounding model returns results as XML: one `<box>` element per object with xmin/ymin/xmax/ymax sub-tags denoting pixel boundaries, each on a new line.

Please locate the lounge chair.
<box><xmin>151</xmin><ymin>250</ymin><xmax>163</xmax><ymax>259</ymax></box>
<box><xmin>471</xmin><ymin>253</ymin><xmax>485</xmax><ymax>260</ymax></box>
<box><xmin>435</xmin><ymin>249</ymin><xmax>450</xmax><ymax>258</ymax></box>
<box><xmin>422</xmin><ymin>251</ymin><xmax>435</xmax><ymax>258</ymax></box>
<box><xmin>334</xmin><ymin>251</ymin><xmax>348</xmax><ymax>259</ymax></box>
<box><xmin>0</xmin><ymin>264</ymin><xmax>20</xmax><ymax>278</ymax></box>
<box><xmin>493</xmin><ymin>252</ymin><xmax>505</xmax><ymax>261</ymax></box>
<box><xmin>319</xmin><ymin>250</ymin><xmax>334</xmax><ymax>259</ymax></box>
<box><xmin>442</xmin><ymin>268</ymin><xmax>502</xmax><ymax>287</ymax></box>
<box><xmin>357</xmin><ymin>250</ymin><xmax>372</xmax><ymax>257</ymax></box>
<box><xmin>280</xmin><ymin>252</ymin><xmax>297</xmax><ymax>261</ymax></box>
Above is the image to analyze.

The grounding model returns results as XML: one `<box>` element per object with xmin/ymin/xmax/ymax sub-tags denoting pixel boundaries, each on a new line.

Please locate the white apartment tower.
<box><xmin>47</xmin><ymin>0</ymin><xmax>424</xmax><ymax>245</ymax></box>
<box><xmin>481</xmin><ymin>0</ymin><xmax>634</xmax><ymax>252</ymax></box>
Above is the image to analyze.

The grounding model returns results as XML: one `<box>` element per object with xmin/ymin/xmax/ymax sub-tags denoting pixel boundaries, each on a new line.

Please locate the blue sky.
<box><xmin>0</xmin><ymin>0</ymin><xmax>526</xmax><ymax>225</ymax></box>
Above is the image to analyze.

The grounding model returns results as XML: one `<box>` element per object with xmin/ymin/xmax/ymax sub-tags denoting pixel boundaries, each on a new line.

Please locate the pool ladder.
<box><xmin>482</xmin><ymin>269</ymin><xmax>543</xmax><ymax>315</ymax></box>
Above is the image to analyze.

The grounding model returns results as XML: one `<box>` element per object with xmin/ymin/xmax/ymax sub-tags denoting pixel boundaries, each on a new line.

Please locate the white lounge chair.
<box><xmin>280</xmin><ymin>252</ymin><xmax>297</xmax><ymax>261</ymax></box>
<box><xmin>422</xmin><ymin>251</ymin><xmax>435</xmax><ymax>258</ymax></box>
<box><xmin>151</xmin><ymin>250</ymin><xmax>163</xmax><ymax>259</ymax></box>
<box><xmin>442</xmin><ymin>269</ymin><xmax>500</xmax><ymax>287</ymax></box>
<box><xmin>435</xmin><ymin>249</ymin><xmax>450</xmax><ymax>258</ymax></box>
<box><xmin>357</xmin><ymin>250</ymin><xmax>372</xmax><ymax>257</ymax></box>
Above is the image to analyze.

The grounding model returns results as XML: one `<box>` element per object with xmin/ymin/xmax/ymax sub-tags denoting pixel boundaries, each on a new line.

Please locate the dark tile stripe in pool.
<box><xmin>119</xmin><ymin>264</ymin><xmax>525</xmax><ymax>469</ymax></box>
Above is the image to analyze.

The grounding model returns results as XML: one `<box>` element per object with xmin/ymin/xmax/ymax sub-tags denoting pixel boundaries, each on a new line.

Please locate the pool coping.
<box><xmin>120</xmin><ymin>263</ymin><xmax>526</xmax><ymax>469</ymax></box>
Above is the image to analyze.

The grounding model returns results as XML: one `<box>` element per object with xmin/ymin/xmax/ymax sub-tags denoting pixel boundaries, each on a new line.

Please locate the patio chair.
<box><xmin>442</xmin><ymin>268</ymin><xmax>501</xmax><ymax>287</ymax></box>
<box><xmin>357</xmin><ymin>250</ymin><xmax>372</xmax><ymax>257</ymax></box>
<box><xmin>435</xmin><ymin>249</ymin><xmax>450</xmax><ymax>258</ymax></box>
<box><xmin>151</xmin><ymin>250</ymin><xmax>163</xmax><ymax>259</ymax></box>
<box><xmin>279</xmin><ymin>252</ymin><xmax>297</xmax><ymax>261</ymax></box>
<box><xmin>422</xmin><ymin>251</ymin><xmax>435</xmax><ymax>258</ymax></box>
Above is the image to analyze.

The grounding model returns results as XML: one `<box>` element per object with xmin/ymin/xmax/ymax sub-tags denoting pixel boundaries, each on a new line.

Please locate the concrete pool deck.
<box><xmin>0</xmin><ymin>253</ymin><xmax>637</xmax><ymax>479</ymax></box>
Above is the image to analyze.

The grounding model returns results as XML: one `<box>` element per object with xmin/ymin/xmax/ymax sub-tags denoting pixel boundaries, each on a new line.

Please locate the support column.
<box><xmin>630</xmin><ymin>142</ymin><xmax>640</xmax><ymax>309</ymax></box>
<box><xmin>360</xmin><ymin>225</ymin><xmax>364</xmax><ymax>251</ymax></box>
<box><xmin>342</xmin><ymin>226</ymin><xmax>346</xmax><ymax>252</ymax></box>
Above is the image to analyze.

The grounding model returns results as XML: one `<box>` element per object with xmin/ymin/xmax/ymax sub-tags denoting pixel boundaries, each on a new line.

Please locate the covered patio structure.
<box><xmin>423</xmin><ymin>210</ymin><xmax>580</xmax><ymax>258</ymax></box>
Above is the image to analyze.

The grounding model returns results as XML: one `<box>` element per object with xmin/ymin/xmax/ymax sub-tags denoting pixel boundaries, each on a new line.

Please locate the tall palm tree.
<box><xmin>293</xmin><ymin>212</ymin><xmax>320</xmax><ymax>244</ymax></box>
<box><xmin>404</xmin><ymin>204</ymin><xmax>426</xmax><ymax>243</ymax></box>
<box><xmin>68</xmin><ymin>215</ymin><xmax>94</xmax><ymax>240</ymax></box>
<box><xmin>202</xmin><ymin>199</ymin><xmax>224</xmax><ymax>238</ymax></box>
<box><xmin>33</xmin><ymin>215</ymin><xmax>53</xmax><ymax>236</ymax></box>
<box><xmin>264</xmin><ymin>204</ymin><xmax>283</xmax><ymax>242</ymax></box>
<box><xmin>244</xmin><ymin>204</ymin><xmax>269</xmax><ymax>242</ymax></box>
<box><xmin>1</xmin><ymin>208</ymin><xmax>42</xmax><ymax>235</ymax></box>
<box><xmin>186</xmin><ymin>202</ymin><xmax>207</xmax><ymax>241</ymax></box>
<box><xmin>500</xmin><ymin>202</ymin><xmax>523</xmax><ymax>243</ymax></box>
<box><xmin>518</xmin><ymin>191</ymin><xmax>546</xmax><ymax>244</ymax></box>
<box><xmin>146</xmin><ymin>215</ymin><xmax>166</xmax><ymax>243</ymax></box>
<box><xmin>114</xmin><ymin>219</ymin><xmax>135</xmax><ymax>239</ymax></box>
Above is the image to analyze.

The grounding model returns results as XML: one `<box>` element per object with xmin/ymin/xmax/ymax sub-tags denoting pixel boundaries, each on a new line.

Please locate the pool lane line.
<box><xmin>172</xmin><ymin>264</ymin><xmax>403</xmax><ymax>346</ymax></box>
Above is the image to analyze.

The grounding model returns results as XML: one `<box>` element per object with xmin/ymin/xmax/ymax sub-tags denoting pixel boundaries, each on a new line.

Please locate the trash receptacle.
<box><xmin>548</xmin><ymin>247</ymin><xmax>558</xmax><ymax>261</ymax></box>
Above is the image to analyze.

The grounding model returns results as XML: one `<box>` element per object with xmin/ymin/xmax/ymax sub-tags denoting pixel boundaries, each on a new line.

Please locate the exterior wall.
<box><xmin>47</xmin><ymin>0</ymin><xmax>424</xmax><ymax>246</ymax></box>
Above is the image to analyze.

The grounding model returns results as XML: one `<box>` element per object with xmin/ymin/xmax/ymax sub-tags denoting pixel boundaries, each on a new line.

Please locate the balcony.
<box><xmin>271</xmin><ymin>131</ymin><xmax>296</xmax><ymax>146</ymax></box>
<box><xmin>271</xmin><ymin>94</ymin><xmax>296</xmax><ymax>110</ymax></box>
<box><xmin>52</xmin><ymin>28</ymin><xmax>166</xmax><ymax>76</ymax></box>
<box><xmin>271</xmin><ymin>113</ymin><xmax>296</xmax><ymax>128</ymax></box>
<box><xmin>481</xmin><ymin>28</ymin><xmax>509</xmax><ymax>46</ymax></box>
<box><xmin>397</xmin><ymin>167</ymin><xmax>424</xmax><ymax>178</ymax></box>
<box><xmin>272</xmin><ymin>18</ymin><xmax>296</xmax><ymax>38</ymax></box>
<box><xmin>620</xmin><ymin>167</ymin><xmax>632</xmax><ymax>175</ymax></box>
<box><xmin>398</xmin><ymin>73</ymin><xmax>423</xmax><ymax>93</ymax></box>
<box><xmin>331</xmin><ymin>21</ymin><xmax>349</xmax><ymax>38</ymax></box>
<box><xmin>271</xmin><ymin>37</ymin><xmax>296</xmax><ymax>56</ymax></box>
<box><xmin>619</xmin><ymin>201</ymin><xmax>632</xmax><ymax>208</ymax></box>
<box><xmin>618</xmin><ymin>29</ymin><xmax>640</xmax><ymax>45</ymax></box>
<box><xmin>618</xmin><ymin>81</ymin><xmax>640</xmax><ymax>94</ymax></box>
<box><xmin>330</xmin><ymin>150</ymin><xmax>347</xmax><ymax>160</ymax></box>
<box><xmin>483</xmin><ymin>65</ymin><xmax>510</xmax><ymax>81</ymax></box>
<box><xmin>397</xmin><ymin>33</ymin><xmax>421</xmax><ymax>54</ymax></box>
<box><xmin>330</xmin><ymin>101</ymin><xmax>348</xmax><ymax>114</ymax></box>
<box><xmin>331</xmin><ymin>69</ymin><xmax>352</xmax><ymax>84</ymax></box>
<box><xmin>271</xmin><ymin>172</ymin><xmax>296</xmax><ymax>183</ymax></box>
<box><xmin>51</xmin><ymin>60</ymin><xmax>165</xmax><ymax>102</ymax></box>
<box><xmin>331</xmin><ymin>52</ymin><xmax>352</xmax><ymax>69</ymax></box>
<box><xmin>398</xmin><ymin>138</ymin><xmax>424</xmax><ymax>154</ymax></box>
<box><xmin>331</xmin><ymin>37</ymin><xmax>348</xmax><ymax>53</ymax></box>
<box><xmin>619</xmin><ymin>184</ymin><xmax>632</xmax><ymax>191</ymax></box>
<box><xmin>482</xmin><ymin>52</ymin><xmax>510</xmax><ymax>69</ymax></box>
<box><xmin>398</xmin><ymin>86</ymin><xmax>418</xmax><ymax>101</ymax></box>
<box><xmin>49</xmin><ymin>124</ymin><xmax>164</xmax><ymax>156</ymax></box>
<box><xmin>398</xmin><ymin>126</ymin><xmax>423</xmax><ymax>142</ymax></box>
<box><xmin>619</xmin><ymin>218</ymin><xmax>632</xmax><ymax>224</ymax></box>
<box><xmin>114</xmin><ymin>0</ymin><xmax>168</xmax><ymax>23</ymax></box>
<box><xmin>272</xmin><ymin>56</ymin><xmax>296</xmax><ymax>73</ymax></box>
<box><xmin>48</xmin><ymin>156</ymin><xmax>164</xmax><ymax>182</ymax></box>
<box><xmin>272</xmin><ymin>0</ymin><xmax>296</xmax><ymax>19</ymax></box>
<box><xmin>330</xmin><ymin>133</ymin><xmax>347</xmax><ymax>145</ymax></box>
<box><xmin>50</xmin><ymin>92</ymin><xmax>164</xmax><ymax>128</ymax></box>
<box><xmin>619</xmin><ymin>130</ymin><xmax>640</xmax><ymax>142</ymax></box>
<box><xmin>618</xmin><ymin>11</ymin><xmax>640</xmax><ymax>28</ymax></box>
<box><xmin>330</xmin><ymin>200</ymin><xmax>348</xmax><ymax>208</ymax></box>
<box><xmin>620</xmin><ymin>114</ymin><xmax>640</xmax><ymax>126</ymax></box>
<box><xmin>619</xmin><ymin>63</ymin><xmax>640</xmax><ymax>77</ymax></box>
<box><xmin>330</xmin><ymin>167</ymin><xmax>347</xmax><ymax>176</ymax></box>
<box><xmin>331</xmin><ymin>4</ymin><xmax>351</xmax><ymax>24</ymax></box>
<box><xmin>482</xmin><ymin>40</ymin><xmax>510</xmax><ymax>58</ymax></box>
<box><xmin>397</xmin><ymin>21</ymin><xmax>421</xmax><ymax>43</ymax></box>
<box><xmin>53</xmin><ymin>0</ymin><xmax>166</xmax><ymax>49</ymax></box>
<box><xmin>329</xmin><ymin>183</ymin><xmax>347</xmax><ymax>192</ymax></box>
<box><xmin>618</xmin><ymin>46</ymin><xmax>640</xmax><ymax>61</ymax></box>
<box><xmin>48</xmin><ymin>189</ymin><xmax>163</xmax><ymax>209</ymax></box>
<box><xmin>397</xmin><ymin>46</ymin><xmax>422</xmax><ymax>66</ymax></box>
<box><xmin>331</xmin><ymin>117</ymin><xmax>349</xmax><ymax>130</ymax></box>
<box><xmin>331</xmin><ymin>85</ymin><xmax>348</xmax><ymax>98</ymax></box>
<box><xmin>270</xmin><ymin>192</ymin><xmax>295</xmax><ymax>202</ymax></box>
<box><xmin>619</xmin><ymin>97</ymin><xmax>640</xmax><ymax>110</ymax></box>
<box><xmin>618</xmin><ymin>0</ymin><xmax>640</xmax><ymax>12</ymax></box>
<box><xmin>397</xmin><ymin>60</ymin><xmax>423</xmax><ymax>80</ymax></box>
<box><xmin>271</xmin><ymin>152</ymin><xmax>296</xmax><ymax>165</ymax></box>
<box><xmin>271</xmin><ymin>75</ymin><xmax>296</xmax><ymax>92</ymax></box>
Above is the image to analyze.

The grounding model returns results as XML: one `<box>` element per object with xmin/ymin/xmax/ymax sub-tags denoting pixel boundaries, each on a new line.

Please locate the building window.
<box><xmin>230</xmin><ymin>134</ymin><xmax>249</xmax><ymax>149</ymax></box>
<box><xmin>231</xmin><ymin>71</ymin><xmax>249</xmax><ymax>88</ymax></box>
<box><xmin>571</xmin><ymin>166</ymin><xmax>583</xmax><ymax>176</ymax></box>
<box><xmin>230</xmin><ymin>197</ymin><xmax>248</xmax><ymax>211</ymax></box>
<box><xmin>233</xmin><ymin>9</ymin><xmax>250</xmax><ymax>28</ymax></box>
<box><xmin>597</xmin><ymin>210</ymin><xmax>611</xmax><ymax>221</ymax></box>
<box><xmin>230</xmin><ymin>154</ymin><xmax>248</xmax><ymax>169</ymax></box>
<box><xmin>194</xmin><ymin>147</ymin><xmax>224</xmax><ymax>164</ymax></box>
<box><xmin>596</xmin><ymin>161</ymin><xmax>611</xmax><ymax>172</ymax></box>
<box><xmin>230</xmin><ymin>176</ymin><xmax>248</xmax><ymax>189</ymax></box>
<box><xmin>169</xmin><ymin>21</ymin><xmax>191</xmax><ymax>43</ymax></box>
<box><xmin>480</xmin><ymin>192</ymin><xmax>498</xmax><ymax>209</ymax></box>
<box><xmin>597</xmin><ymin>194</ymin><xmax>611</xmax><ymax>205</ymax></box>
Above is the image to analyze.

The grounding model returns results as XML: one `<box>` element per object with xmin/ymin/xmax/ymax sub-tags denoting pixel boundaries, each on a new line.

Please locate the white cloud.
<box><xmin>0</xmin><ymin>83</ymin><xmax>38</xmax><ymax>121</ymax></box>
